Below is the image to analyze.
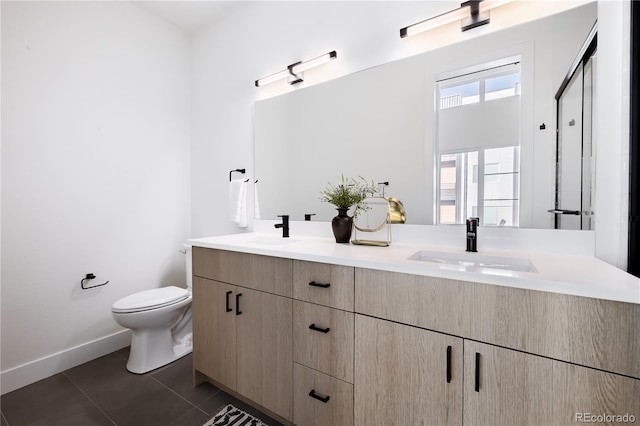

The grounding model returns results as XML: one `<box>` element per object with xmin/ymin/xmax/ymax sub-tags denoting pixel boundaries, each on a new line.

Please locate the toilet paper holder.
<box><xmin>81</xmin><ymin>273</ymin><xmax>109</xmax><ymax>290</ymax></box>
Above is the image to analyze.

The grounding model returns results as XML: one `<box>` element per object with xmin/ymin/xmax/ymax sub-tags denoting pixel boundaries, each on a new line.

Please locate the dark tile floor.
<box><xmin>0</xmin><ymin>348</ymin><xmax>283</xmax><ymax>426</ymax></box>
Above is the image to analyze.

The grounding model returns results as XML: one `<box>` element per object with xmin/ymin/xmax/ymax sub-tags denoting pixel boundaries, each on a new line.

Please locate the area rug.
<box><xmin>203</xmin><ymin>403</ymin><xmax>269</xmax><ymax>426</ymax></box>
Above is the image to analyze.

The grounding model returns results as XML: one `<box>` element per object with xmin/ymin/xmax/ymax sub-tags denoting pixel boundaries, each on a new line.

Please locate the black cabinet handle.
<box><xmin>308</xmin><ymin>390</ymin><xmax>330</xmax><ymax>403</ymax></box>
<box><xmin>308</xmin><ymin>281</ymin><xmax>331</xmax><ymax>288</ymax></box>
<box><xmin>446</xmin><ymin>345</ymin><xmax>452</xmax><ymax>383</ymax></box>
<box><xmin>475</xmin><ymin>352</ymin><xmax>480</xmax><ymax>392</ymax></box>
<box><xmin>225</xmin><ymin>291</ymin><xmax>232</xmax><ymax>313</ymax></box>
<box><xmin>236</xmin><ymin>293</ymin><xmax>243</xmax><ymax>315</ymax></box>
<box><xmin>309</xmin><ymin>323</ymin><xmax>330</xmax><ymax>333</ymax></box>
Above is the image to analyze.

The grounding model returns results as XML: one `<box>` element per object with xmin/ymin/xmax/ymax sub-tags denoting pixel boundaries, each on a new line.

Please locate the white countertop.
<box><xmin>187</xmin><ymin>232</ymin><xmax>640</xmax><ymax>305</ymax></box>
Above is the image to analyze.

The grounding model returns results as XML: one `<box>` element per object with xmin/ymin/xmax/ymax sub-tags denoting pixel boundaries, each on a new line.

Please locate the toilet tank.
<box><xmin>183</xmin><ymin>244</ymin><xmax>192</xmax><ymax>289</ymax></box>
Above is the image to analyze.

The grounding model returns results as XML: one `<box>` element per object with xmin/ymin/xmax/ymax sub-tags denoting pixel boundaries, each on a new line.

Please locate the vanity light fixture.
<box><xmin>400</xmin><ymin>0</ymin><xmax>511</xmax><ymax>38</ymax></box>
<box><xmin>255</xmin><ymin>51</ymin><xmax>337</xmax><ymax>87</ymax></box>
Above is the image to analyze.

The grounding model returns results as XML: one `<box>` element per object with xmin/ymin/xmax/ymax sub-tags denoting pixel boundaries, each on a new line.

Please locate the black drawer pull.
<box><xmin>225</xmin><ymin>291</ymin><xmax>232</xmax><ymax>313</ymax></box>
<box><xmin>236</xmin><ymin>293</ymin><xmax>243</xmax><ymax>316</ymax></box>
<box><xmin>446</xmin><ymin>345</ymin><xmax>452</xmax><ymax>383</ymax></box>
<box><xmin>309</xmin><ymin>389</ymin><xmax>330</xmax><ymax>403</ymax></box>
<box><xmin>309</xmin><ymin>281</ymin><xmax>331</xmax><ymax>288</ymax></box>
<box><xmin>475</xmin><ymin>352</ymin><xmax>480</xmax><ymax>392</ymax></box>
<box><xmin>309</xmin><ymin>323</ymin><xmax>330</xmax><ymax>333</ymax></box>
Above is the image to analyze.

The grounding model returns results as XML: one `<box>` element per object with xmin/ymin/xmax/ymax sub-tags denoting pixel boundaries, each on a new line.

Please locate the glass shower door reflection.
<box><xmin>554</xmin><ymin>52</ymin><xmax>596</xmax><ymax>231</ymax></box>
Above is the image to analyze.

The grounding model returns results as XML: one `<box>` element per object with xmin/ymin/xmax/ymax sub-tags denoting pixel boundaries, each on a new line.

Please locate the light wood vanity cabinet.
<box><xmin>192</xmin><ymin>248</ymin><xmax>293</xmax><ymax>422</ymax></box>
<box><xmin>355</xmin><ymin>268</ymin><xmax>640</xmax><ymax>426</ymax></box>
<box><xmin>192</xmin><ymin>248</ymin><xmax>639</xmax><ymax>426</ymax></box>
<box><xmin>292</xmin><ymin>260</ymin><xmax>355</xmax><ymax>426</ymax></box>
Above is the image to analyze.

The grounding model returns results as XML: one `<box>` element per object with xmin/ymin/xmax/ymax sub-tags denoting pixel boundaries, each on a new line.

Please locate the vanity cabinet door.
<box><xmin>236</xmin><ymin>287</ymin><xmax>293</xmax><ymax>421</ymax></box>
<box><xmin>354</xmin><ymin>314</ymin><xmax>463</xmax><ymax>426</ymax></box>
<box><xmin>192</xmin><ymin>277</ymin><xmax>237</xmax><ymax>391</ymax></box>
<box><xmin>464</xmin><ymin>340</ymin><xmax>640</xmax><ymax>425</ymax></box>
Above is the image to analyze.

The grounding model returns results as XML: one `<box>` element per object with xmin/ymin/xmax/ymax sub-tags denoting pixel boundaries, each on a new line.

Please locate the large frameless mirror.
<box><xmin>254</xmin><ymin>3</ymin><xmax>598</xmax><ymax>230</ymax></box>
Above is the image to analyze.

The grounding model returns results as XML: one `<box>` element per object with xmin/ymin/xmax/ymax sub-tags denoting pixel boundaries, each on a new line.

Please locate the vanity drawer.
<box><xmin>293</xmin><ymin>362</ymin><xmax>354</xmax><ymax>426</ymax></box>
<box><xmin>355</xmin><ymin>268</ymin><xmax>468</xmax><ymax>338</ymax></box>
<box><xmin>192</xmin><ymin>247</ymin><xmax>292</xmax><ymax>297</ymax></box>
<box><xmin>293</xmin><ymin>260</ymin><xmax>354</xmax><ymax>311</ymax></box>
<box><xmin>293</xmin><ymin>300</ymin><xmax>354</xmax><ymax>383</ymax></box>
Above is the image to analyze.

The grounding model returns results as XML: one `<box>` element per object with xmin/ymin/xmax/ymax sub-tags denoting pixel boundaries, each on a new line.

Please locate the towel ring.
<box><xmin>229</xmin><ymin>168</ymin><xmax>246</xmax><ymax>181</ymax></box>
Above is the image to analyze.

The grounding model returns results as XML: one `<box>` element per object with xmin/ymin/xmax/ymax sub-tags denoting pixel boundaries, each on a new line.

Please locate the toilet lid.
<box><xmin>112</xmin><ymin>286</ymin><xmax>190</xmax><ymax>313</ymax></box>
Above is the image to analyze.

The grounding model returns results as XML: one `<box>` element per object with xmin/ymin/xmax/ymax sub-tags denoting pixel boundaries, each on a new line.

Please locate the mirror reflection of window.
<box><xmin>485</xmin><ymin>72</ymin><xmax>521</xmax><ymax>100</ymax></box>
<box><xmin>439</xmin><ymin>154</ymin><xmax>459</xmax><ymax>224</ymax></box>
<box><xmin>439</xmin><ymin>81</ymin><xmax>480</xmax><ymax>109</ymax></box>
<box><xmin>436</xmin><ymin>60</ymin><xmax>521</xmax><ymax>227</ymax></box>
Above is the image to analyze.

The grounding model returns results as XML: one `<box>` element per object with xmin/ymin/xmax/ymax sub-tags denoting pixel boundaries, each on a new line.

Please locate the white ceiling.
<box><xmin>134</xmin><ymin>1</ymin><xmax>243</xmax><ymax>33</ymax></box>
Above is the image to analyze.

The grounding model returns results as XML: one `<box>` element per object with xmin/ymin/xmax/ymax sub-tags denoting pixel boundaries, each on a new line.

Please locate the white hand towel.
<box><xmin>254</xmin><ymin>181</ymin><xmax>261</xmax><ymax>220</ymax></box>
<box><xmin>229</xmin><ymin>179</ymin><xmax>248</xmax><ymax>228</ymax></box>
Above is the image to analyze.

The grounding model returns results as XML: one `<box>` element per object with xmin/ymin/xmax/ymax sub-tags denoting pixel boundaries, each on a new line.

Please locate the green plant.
<box><xmin>319</xmin><ymin>174</ymin><xmax>377</xmax><ymax>214</ymax></box>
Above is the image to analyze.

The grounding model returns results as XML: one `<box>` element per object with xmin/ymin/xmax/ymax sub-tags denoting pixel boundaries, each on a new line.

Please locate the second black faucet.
<box><xmin>466</xmin><ymin>217</ymin><xmax>479</xmax><ymax>252</ymax></box>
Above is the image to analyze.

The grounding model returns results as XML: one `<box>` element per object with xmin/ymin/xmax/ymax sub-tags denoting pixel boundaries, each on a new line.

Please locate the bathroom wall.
<box><xmin>1</xmin><ymin>1</ymin><xmax>191</xmax><ymax>393</ymax></box>
<box><xmin>190</xmin><ymin>1</ymin><xmax>630</xmax><ymax>268</ymax></box>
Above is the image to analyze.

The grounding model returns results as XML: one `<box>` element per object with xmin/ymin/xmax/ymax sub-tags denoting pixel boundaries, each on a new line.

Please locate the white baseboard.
<box><xmin>1</xmin><ymin>329</ymin><xmax>132</xmax><ymax>395</ymax></box>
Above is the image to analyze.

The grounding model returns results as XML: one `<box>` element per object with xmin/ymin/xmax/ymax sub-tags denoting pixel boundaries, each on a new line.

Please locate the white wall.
<box><xmin>1</xmin><ymin>1</ymin><xmax>191</xmax><ymax>393</ymax></box>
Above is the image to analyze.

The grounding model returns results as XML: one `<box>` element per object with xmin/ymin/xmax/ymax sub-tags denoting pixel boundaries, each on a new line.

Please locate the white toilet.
<box><xmin>111</xmin><ymin>245</ymin><xmax>193</xmax><ymax>374</ymax></box>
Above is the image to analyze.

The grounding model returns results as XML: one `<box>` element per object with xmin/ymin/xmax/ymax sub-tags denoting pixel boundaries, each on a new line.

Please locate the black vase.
<box><xmin>332</xmin><ymin>208</ymin><xmax>353</xmax><ymax>243</ymax></box>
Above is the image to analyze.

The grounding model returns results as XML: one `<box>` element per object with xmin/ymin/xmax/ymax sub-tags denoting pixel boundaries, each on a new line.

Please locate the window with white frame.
<box><xmin>436</xmin><ymin>61</ymin><xmax>521</xmax><ymax>227</ymax></box>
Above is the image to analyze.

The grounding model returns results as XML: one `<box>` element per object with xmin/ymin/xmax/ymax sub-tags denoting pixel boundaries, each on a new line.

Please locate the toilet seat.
<box><xmin>112</xmin><ymin>286</ymin><xmax>190</xmax><ymax>313</ymax></box>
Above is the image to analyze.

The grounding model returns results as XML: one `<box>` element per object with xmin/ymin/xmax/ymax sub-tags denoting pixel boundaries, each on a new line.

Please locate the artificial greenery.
<box><xmin>319</xmin><ymin>174</ymin><xmax>377</xmax><ymax>215</ymax></box>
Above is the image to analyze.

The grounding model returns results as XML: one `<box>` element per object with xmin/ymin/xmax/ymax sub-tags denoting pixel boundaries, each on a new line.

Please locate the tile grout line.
<box><xmin>148</xmin><ymin>373</ymin><xmax>220</xmax><ymax>417</ymax></box>
<box><xmin>116</xmin><ymin>349</ymin><xmax>217</xmax><ymax>421</ymax></box>
<box><xmin>62</xmin><ymin>371</ymin><xmax>118</xmax><ymax>426</ymax></box>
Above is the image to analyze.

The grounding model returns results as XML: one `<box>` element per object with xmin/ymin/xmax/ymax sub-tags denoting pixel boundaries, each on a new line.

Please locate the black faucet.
<box><xmin>304</xmin><ymin>214</ymin><xmax>316</xmax><ymax>221</ymax></box>
<box><xmin>275</xmin><ymin>215</ymin><xmax>289</xmax><ymax>238</ymax></box>
<box><xmin>466</xmin><ymin>217</ymin><xmax>479</xmax><ymax>252</ymax></box>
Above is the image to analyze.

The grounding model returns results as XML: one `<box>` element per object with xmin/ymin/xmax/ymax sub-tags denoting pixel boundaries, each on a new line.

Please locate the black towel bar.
<box><xmin>229</xmin><ymin>168</ymin><xmax>246</xmax><ymax>181</ymax></box>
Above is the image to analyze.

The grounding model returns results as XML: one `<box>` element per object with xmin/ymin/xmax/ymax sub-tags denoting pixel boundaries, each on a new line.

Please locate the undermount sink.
<box><xmin>408</xmin><ymin>250</ymin><xmax>537</xmax><ymax>273</ymax></box>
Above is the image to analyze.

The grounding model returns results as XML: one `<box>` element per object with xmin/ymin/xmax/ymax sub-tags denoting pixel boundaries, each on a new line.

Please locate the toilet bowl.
<box><xmin>111</xmin><ymin>245</ymin><xmax>193</xmax><ymax>374</ymax></box>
